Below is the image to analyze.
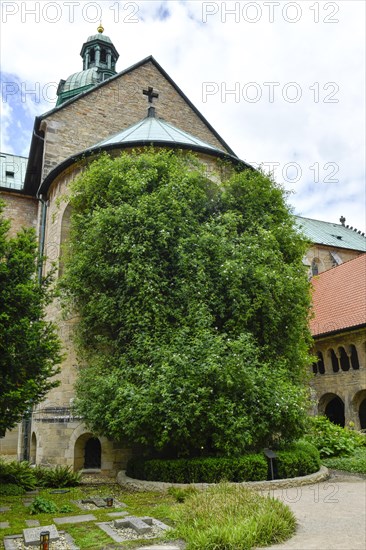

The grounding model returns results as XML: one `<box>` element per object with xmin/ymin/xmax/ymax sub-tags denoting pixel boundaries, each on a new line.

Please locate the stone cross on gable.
<box><xmin>143</xmin><ymin>86</ymin><xmax>159</xmax><ymax>104</ymax></box>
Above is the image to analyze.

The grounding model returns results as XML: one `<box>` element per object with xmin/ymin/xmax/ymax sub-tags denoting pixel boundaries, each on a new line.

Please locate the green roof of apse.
<box><xmin>93</xmin><ymin>115</ymin><xmax>228</xmax><ymax>154</ymax></box>
<box><xmin>295</xmin><ymin>216</ymin><xmax>366</xmax><ymax>251</ymax></box>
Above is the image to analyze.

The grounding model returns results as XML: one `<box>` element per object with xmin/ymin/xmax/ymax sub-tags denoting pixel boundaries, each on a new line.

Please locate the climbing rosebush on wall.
<box><xmin>60</xmin><ymin>150</ymin><xmax>312</xmax><ymax>457</ymax></box>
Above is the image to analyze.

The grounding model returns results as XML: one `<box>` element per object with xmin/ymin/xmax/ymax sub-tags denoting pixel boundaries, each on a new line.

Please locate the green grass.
<box><xmin>170</xmin><ymin>483</ymin><xmax>296</xmax><ymax>550</ymax></box>
<box><xmin>323</xmin><ymin>447</ymin><xmax>366</xmax><ymax>475</ymax></box>
<box><xmin>0</xmin><ymin>482</ymin><xmax>296</xmax><ymax>549</ymax></box>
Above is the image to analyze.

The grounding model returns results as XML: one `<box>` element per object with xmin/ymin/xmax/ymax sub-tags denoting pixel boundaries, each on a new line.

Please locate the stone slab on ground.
<box><xmin>0</xmin><ymin>521</ymin><xmax>10</xmax><ymax>528</ymax></box>
<box><xmin>0</xmin><ymin>506</ymin><xmax>11</xmax><ymax>512</ymax></box>
<box><xmin>53</xmin><ymin>513</ymin><xmax>96</xmax><ymax>525</ymax></box>
<box><xmin>96</xmin><ymin>522</ymin><xmax>126</xmax><ymax>543</ymax></box>
<box><xmin>23</xmin><ymin>524</ymin><xmax>59</xmax><ymax>546</ymax></box>
<box><xmin>22</xmin><ymin>499</ymin><xmax>33</xmax><ymax>507</ymax></box>
<box><xmin>114</xmin><ymin>515</ymin><xmax>152</xmax><ymax>534</ymax></box>
<box><xmin>106</xmin><ymin>511</ymin><xmax>129</xmax><ymax>517</ymax></box>
<box><xmin>25</xmin><ymin>520</ymin><xmax>40</xmax><ymax>527</ymax></box>
<box><xmin>135</xmin><ymin>546</ymin><xmax>182</xmax><ymax>550</ymax></box>
<box><xmin>140</xmin><ymin>517</ymin><xmax>171</xmax><ymax>531</ymax></box>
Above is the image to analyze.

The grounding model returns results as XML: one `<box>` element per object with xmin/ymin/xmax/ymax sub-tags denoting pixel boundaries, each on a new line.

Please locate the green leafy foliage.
<box><xmin>61</xmin><ymin>150</ymin><xmax>312</xmax><ymax>457</ymax></box>
<box><xmin>0</xmin><ymin>459</ymin><xmax>37</xmax><ymax>490</ymax></box>
<box><xmin>168</xmin><ymin>486</ymin><xmax>199</xmax><ymax>503</ymax></box>
<box><xmin>305</xmin><ymin>416</ymin><xmax>365</xmax><ymax>458</ymax></box>
<box><xmin>34</xmin><ymin>465</ymin><xmax>81</xmax><ymax>488</ymax></box>
<box><xmin>0</xmin><ymin>482</ymin><xmax>26</xmax><ymax>496</ymax></box>
<box><xmin>29</xmin><ymin>496</ymin><xmax>58</xmax><ymax>515</ymax></box>
<box><xmin>0</xmin><ymin>201</ymin><xmax>62</xmax><ymax>435</ymax></box>
<box><xmin>127</xmin><ymin>442</ymin><xmax>319</xmax><ymax>482</ymax></box>
<box><xmin>322</xmin><ymin>447</ymin><xmax>366</xmax><ymax>474</ymax></box>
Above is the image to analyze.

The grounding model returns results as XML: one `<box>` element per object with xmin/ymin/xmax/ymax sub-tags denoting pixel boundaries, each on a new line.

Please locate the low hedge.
<box><xmin>126</xmin><ymin>441</ymin><xmax>320</xmax><ymax>483</ymax></box>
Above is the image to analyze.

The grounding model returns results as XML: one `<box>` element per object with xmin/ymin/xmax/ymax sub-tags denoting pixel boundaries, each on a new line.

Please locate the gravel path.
<box><xmin>257</xmin><ymin>471</ymin><xmax>366</xmax><ymax>550</ymax></box>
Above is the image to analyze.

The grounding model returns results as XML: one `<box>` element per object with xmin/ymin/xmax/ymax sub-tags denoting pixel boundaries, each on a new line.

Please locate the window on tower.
<box><xmin>100</xmin><ymin>48</ymin><xmax>107</xmax><ymax>63</ymax></box>
<box><xmin>89</xmin><ymin>48</ymin><xmax>95</xmax><ymax>64</ymax></box>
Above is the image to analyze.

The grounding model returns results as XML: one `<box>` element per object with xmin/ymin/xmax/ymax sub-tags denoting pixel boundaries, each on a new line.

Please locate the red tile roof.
<box><xmin>310</xmin><ymin>253</ymin><xmax>366</xmax><ymax>337</ymax></box>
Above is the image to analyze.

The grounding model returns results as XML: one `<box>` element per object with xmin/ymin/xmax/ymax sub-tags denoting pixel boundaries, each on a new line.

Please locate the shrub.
<box><xmin>276</xmin><ymin>441</ymin><xmax>320</xmax><ymax>479</ymax></box>
<box><xmin>168</xmin><ymin>486</ymin><xmax>198</xmax><ymax>503</ymax></box>
<box><xmin>304</xmin><ymin>416</ymin><xmax>364</xmax><ymax>458</ymax></box>
<box><xmin>127</xmin><ymin>443</ymin><xmax>319</xmax><ymax>483</ymax></box>
<box><xmin>0</xmin><ymin>483</ymin><xmax>26</xmax><ymax>496</ymax></box>
<box><xmin>29</xmin><ymin>496</ymin><xmax>58</xmax><ymax>515</ymax></box>
<box><xmin>322</xmin><ymin>447</ymin><xmax>366</xmax><ymax>474</ymax></box>
<box><xmin>34</xmin><ymin>465</ymin><xmax>81</xmax><ymax>488</ymax></box>
<box><xmin>127</xmin><ymin>454</ymin><xmax>268</xmax><ymax>483</ymax></box>
<box><xmin>0</xmin><ymin>459</ymin><xmax>36</xmax><ymax>490</ymax></box>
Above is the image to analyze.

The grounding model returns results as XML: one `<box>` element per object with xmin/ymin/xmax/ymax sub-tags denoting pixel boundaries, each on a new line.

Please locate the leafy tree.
<box><xmin>61</xmin><ymin>150</ymin><xmax>312</xmax><ymax>457</ymax></box>
<box><xmin>0</xmin><ymin>201</ymin><xmax>62</xmax><ymax>436</ymax></box>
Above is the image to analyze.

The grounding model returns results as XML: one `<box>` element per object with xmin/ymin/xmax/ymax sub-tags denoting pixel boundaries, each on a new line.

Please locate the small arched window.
<box><xmin>100</xmin><ymin>48</ymin><xmax>107</xmax><ymax>63</ymax></box>
<box><xmin>350</xmin><ymin>345</ymin><xmax>360</xmax><ymax>370</ymax></box>
<box><xmin>89</xmin><ymin>48</ymin><xmax>95</xmax><ymax>64</ymax></box>
<box><xmin>330</xmin><ymin>349</ymin><xmax>339</xmax><ymax>372</ymax></box>
<box><xmin>317</xmin><ymin>351</ymin><xmax>325</xmax><ymax>374</ymax></box>
<box><xmin>311</xmin><ymin>258</ymin><xmax>319</xmax><ymax>276</ymax></box>
<box><xmin>339</xmin><ymin>347</ymin><xmax>350</xmax><ymax>371</ymax></box>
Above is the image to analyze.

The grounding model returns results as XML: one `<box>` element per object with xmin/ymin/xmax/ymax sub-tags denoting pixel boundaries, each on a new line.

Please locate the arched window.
<box><xmin>59</xmin><ymin>204</ymin><xmax>72</xmax><ymax>277</ymax></box>
<box><xmin>100</xmin><ymin>48</ymin><xmax>107</xmax><ymax>63</ymax></box>
<box><xmin>330</xmin><ymin>349</ymin><xmax>339</xmax><ymax>372</ymax></box>
<box><xmin>84</xmin><ymin>437</ymin><xmax>101</xmax><ymax>469</ymax></box>
<box><xmin>339</xmin><ymin>347</ymin><xmax>350</xmax><ymax>371</ymax></box>
<box><xmin>350</xmin><ymin>345</ymin><xmax>360</xmax><ymax>370</ymax></box>
<box><xmin>325</xmin><ymin>396</ymin><xmax>345</xmax><ymax>427</ymax></box>
<box><xmin>317</xmin><ymin>351</ymin><xmax>325</xmax><ymax>374</ymax></box>
<box><xmin>359</xmin><ymin>399</ymin><xmax>366</xmax><ymax>430</ymax></box>
<box><xmin>311</xmin><ymin>258</ymin><xmax>319</xmax><ymax>276</ymax></box>
<box><xmin>89</xmin><ymin>48</ymin><xmax>95</xmax><ymax>64</ymax></box>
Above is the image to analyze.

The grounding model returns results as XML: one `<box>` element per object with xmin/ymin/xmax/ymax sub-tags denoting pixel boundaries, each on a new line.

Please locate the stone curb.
<box><xmin>117</xmin><ymin>466</ymin><xmax>330</xmax><ymax>492</ymax></box>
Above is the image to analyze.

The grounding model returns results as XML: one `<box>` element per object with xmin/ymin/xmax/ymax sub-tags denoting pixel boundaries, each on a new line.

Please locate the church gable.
<box><xmin>27</xmin><ymin>57</ymin><xmax>235</xmax><ymax>194</ymax></box>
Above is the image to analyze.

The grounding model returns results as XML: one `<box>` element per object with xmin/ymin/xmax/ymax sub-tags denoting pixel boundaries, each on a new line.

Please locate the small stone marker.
<box><xmin>141</xmin><ymin>517</ymin><xmax>170</xmax><ymax>531</ymax></box>
<box><xmin>23</xmin><ymin>524</ymin><xmax>59</xmax><ymax>546</ymax></box>
<box><xmin>0</xmin><ymin>507</ymin><xmax>10</xmax><ymax>512</ymax></box>
<box><xmin>106</xmin><ymin>511</ymin><xmax>128</xmax><ymax>517</ymax></box>
<box><xmin>53</xmin><ymin>514</ymin><xmax>96</xmax><ymax>525</ymax></box>
<box><xmin>0</xmin><ymin>521</ymin><xmax>10</xmax><ymax>529</ymax></box>
<box><xmin>114</xmin><ymin>515</ymin><xmax>152</xmax><ymax>534</ymax></box>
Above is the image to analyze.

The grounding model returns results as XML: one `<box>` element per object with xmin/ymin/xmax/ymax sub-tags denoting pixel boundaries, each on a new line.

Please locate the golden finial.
<box><xmin>97</xmin><ymin>21</ymin><xmax>104</xmax><ymax>34</ymax></box>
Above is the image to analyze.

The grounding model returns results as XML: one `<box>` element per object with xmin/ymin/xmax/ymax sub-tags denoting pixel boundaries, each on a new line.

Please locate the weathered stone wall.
<box><xmin>305</xmin><ymin>244</ymin><xmax>362</xmax><ymax>275</ymax></box>
<box><xmin>40</xmin><ymin>61</ymin><xmax>230</xmax><ymax>180</ymax></box>
<box><xmin>0</xmin><ymin>191</ymin><xmax>38</xmax><ymax>237</ymax></box>
<box><xmin>310</xmin><ymin>328</ymin><xmax>366</xmax><ymax>429</ymax></box>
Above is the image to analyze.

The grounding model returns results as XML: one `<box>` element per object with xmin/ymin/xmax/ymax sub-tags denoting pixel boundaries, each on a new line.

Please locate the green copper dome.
<box><xmin>86</xmin><ymin>33</ymin><xmax>113</xmax><ymax>44</ymax></box>
<box><xmin>56</xmin><ymin>27</ymin><xmax>119</xmax><ymax>107</ymax></box>
<box><xmin>62</xmin><ymin>68</ymin><xmax>99</xmax><ymax>92</ymax></box>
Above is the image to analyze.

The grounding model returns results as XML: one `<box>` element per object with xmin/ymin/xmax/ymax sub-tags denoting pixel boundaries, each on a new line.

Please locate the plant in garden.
<box><xmin>0</xmin><ymin>201</ymin><xmax>62</xmax><ymax>435</ymax></box>
<box><xmin>304</xmin><ymin>416</ymin><xmax>365</xmax><ymax>457</ymax></box>
<box><xmin>29</xmin><ymin>496</ymin><xmax>58</xmax><ymax>515</ymax></box>
<box><xmin>60</xmin><ymin>150</ymin><xmax>312</xmax><ymax>457</ymax></box>
<box><xmin>0</xmin><ymin>459</ymin><xmax>37</xmax><ymax>490</ymax></box>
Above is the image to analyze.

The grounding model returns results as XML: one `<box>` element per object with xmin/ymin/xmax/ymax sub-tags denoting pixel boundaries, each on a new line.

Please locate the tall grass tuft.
<box><xmin>170</xmin><ymin>482</ymin><xmax>296</xmax><ymax>549</ymax></box>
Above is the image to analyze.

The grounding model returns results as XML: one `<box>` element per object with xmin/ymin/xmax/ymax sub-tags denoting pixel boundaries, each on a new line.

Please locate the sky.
<box><xmin>0</xmin><ymin>0</ymin><xmax>365</xmax><ymax>231</ymax></box>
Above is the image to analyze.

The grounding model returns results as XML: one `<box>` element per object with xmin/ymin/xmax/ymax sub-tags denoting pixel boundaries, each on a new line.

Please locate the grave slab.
<box><xmin>0</xmin><ymin>507</ymin><xmax>10</xmax><ymax>512</ymax></box>
<box><xmin>25</xmin><ymin>520</ymin><xmax>40</xmax><ymax>527</ymax></box>
<box><xmin>0</xmin><ymin>521</ymin><xmax>10</xmax><ymax>528</ymax></box>
<box><xmin>53</xmin><ymin>513</ymin><xmax>96</xmax><ymax>525</ymax></box>
<box><xmin>114</xmin><ymin>516</ymin><xmax>152</xmax><ymax>534</ymax></box>
<box><xmin>23</xmin><ymin>524</ymin><xmax>59</xmax><ymax>546</ymax></box>
<box><xmin>140</xmin><ymin>517</ymin><xmax>171</xmax><ymax>531</ymax></box>
<box><xmin>106</xmin><ymin>511</ymin><xmax>129</xmax><ymax>517</ymax></box>
<box><xmin>95</xmin><ymin>522</ymin><xmax>126</xmax><ymax>543</ymax></box>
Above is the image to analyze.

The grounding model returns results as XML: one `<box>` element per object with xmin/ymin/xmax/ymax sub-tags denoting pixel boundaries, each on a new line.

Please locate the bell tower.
<box><xmin>80</xmin><ymin>23</ymin><xmax>119</xmax><ymax>80</ymax></box>
<box><xmin>56</xmin><ymin>25</ymin><xmax>119</xmax><ymax>106</ymax></box>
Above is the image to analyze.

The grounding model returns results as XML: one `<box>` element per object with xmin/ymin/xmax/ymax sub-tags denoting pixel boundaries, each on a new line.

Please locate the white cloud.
<box><xmin>0</xmin><ymin>0</ymin><xmax>365</xmax><ymax>230</ymax></box>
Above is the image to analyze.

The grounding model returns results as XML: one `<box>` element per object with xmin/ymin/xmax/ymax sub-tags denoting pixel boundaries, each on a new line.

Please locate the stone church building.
<box><xmin>1</xmin><ymin>27</ymin><xmax>365</xmax><ymax>471</ymax></box>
